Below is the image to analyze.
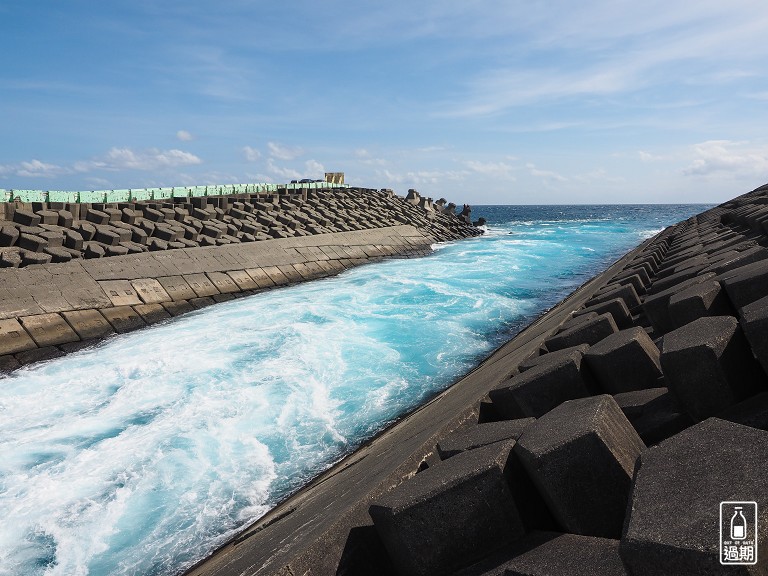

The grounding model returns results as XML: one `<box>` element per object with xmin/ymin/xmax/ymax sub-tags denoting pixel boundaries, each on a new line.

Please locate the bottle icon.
<box><xmin>731</xmin><ymin>507</ymin><xmax>747</xmax><ymax>540</ymax></box>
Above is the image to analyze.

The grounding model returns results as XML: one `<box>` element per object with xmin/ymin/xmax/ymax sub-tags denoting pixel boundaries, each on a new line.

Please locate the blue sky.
<box><xmin>2</xmin><ymin>1</ymin><xmax>768</xmax><ymax>204</ymax></box>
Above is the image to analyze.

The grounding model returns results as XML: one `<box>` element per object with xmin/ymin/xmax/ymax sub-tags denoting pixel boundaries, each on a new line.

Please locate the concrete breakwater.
<box><xmin>186</xmin><ymin>185</ymin><xmax>768</xmax><ymax>576</ymax></box>
<box><xmin>0</xmin><ymin>186</ymin><xmax>481</xmax><ymax>373</ymax></box>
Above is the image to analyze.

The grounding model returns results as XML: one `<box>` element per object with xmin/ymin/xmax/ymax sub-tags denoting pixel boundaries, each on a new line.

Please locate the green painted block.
<box><xmin>154</xmin><ymin>188</ymin><xmax>173</xmax><ymax>200</ymax></box>
<box><xmin>130</xmin><ymin>188</ymin><xmax>152</xmax><ymax>201</ymax></box>
<box><xmin>172</xmin><ymin>187</ymin><xmax>190</xmax><ymax>198</ymax></box>
<box><xmin>107</xmin><ymin>189</ymin><xmax>131</xmax><ymax>203</ymax></box>
<box><xmin>47</xmin><ymin>190</ymin><xmax>79</xmax><ymax>203</ymax></box>
<box><xmin>1</xmin><ymin>189</ymin><xmax>11</xmax><ymax>202</ymax></box>
<box><xmin>10</xmin><ymin>189</ymin><xmax>47</xmax><ymax>202</ymax></box>
<box><xmin>79</xmin><ymin>190</ymin><xmax>108</xmax><ymax>203</ymax></box>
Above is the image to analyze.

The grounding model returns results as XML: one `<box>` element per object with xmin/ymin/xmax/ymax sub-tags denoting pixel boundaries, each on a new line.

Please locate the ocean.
<box><xmin>0</xmin><ymin>204</ymin><xmax>710</xmax><ymax>575</ymax></box>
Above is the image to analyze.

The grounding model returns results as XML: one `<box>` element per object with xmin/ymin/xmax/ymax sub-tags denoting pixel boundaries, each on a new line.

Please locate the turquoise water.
<box><xmin>0</xmin><ymin>204</ymin><xmax>708</xmax><ymax>575</ymax></box>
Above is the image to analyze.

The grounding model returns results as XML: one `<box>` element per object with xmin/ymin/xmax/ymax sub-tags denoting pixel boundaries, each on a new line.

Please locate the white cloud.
<box><xmin>465</xmin><ymin>160</ymin><xmax>517</xmax><ymax>178</ymax></box>
<box><xmin>376</xmin><ymin>168</ymin><xmax>469</xmax><ymax>186</ymax></box>
<box><xmin>72</xmin><ymin>147</ymin><xmax>201</xmax><ymax>173</ymax></box>
<box><xmin>243</xmin><ymin>146</ymin><xmax>262</xmax><ymax>161</ymax></box>
<box><xmin>638</xmin><ymin>151</ymin><xmax>666</xmax><ymax>162</ymax></box>
<box><xmin>684</xmin><ymin>140</ymin><xmax>768</xmax><ymax>177</ymax></box>
<box><xmin>0</xmin><ymin>159</ymin><xmax>69</xmax><ymax>178</ymax></box>
<box><xmin>305</xmin><ymin>159</ymin><xmax>325</xmax><ymax>176</ymax></box>
<box><xmin>354</xmin><ymin>148</ymin><xmax>370</xmax><ymax>158</ymax></box>
<box><xmin>176</xmin><ymin>130</ymin><xmax>193</xmax><ymax>141</ymax></box>
<box><xmin>526</xmin><ymin>163</ymin><xmax>567</xmax><ymax>182</ymax></box>
<box><xmin>266</xmin><ymin>158</ymin><xmax>302</xmax><ymax>180</ymax></box>
<box><xmin>267</xmin><ymin>142</ymin><xmax>304</xmax><ymax>160</ymax></box>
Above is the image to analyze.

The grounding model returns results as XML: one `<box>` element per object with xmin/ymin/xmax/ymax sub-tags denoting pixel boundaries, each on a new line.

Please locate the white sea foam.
<box><xmin>0</xmin><ymin>205</ymin><xmax>706</xmax><ymax>575</ymax></box>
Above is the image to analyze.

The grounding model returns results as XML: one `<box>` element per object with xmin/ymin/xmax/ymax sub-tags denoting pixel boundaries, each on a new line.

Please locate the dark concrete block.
<box><xmin>518</xmin><ymin>344</ymin><xmax>589</xmax><ymax>373</ymax></box>
<box><xmin>133</xmin><ymin>303</ymin><xmax>172</xmax><ymax>324</ymax></box>
<box><xmin>573</xmin><ymin>298</ymin><xmax>632</xmax><ymax>329</ymax></box>
<box><xmin>188</xmin><ymin>296</ymin><xmax>215</xmax><ymax>309</ymax></box>
<box><xmin>668</xmin><ymin>279</ymin><xmax>733</xmax><ymax>329</ymax></box>
<box><xmin>721</xmin><ymin>260</ymin><xmax>768</xmax><ymax>312</ymax></box>
<box><xmin>19</xmin><ymin>313</ymin><xmax>79</xmax><ymax>347</ymax></box>
<box><xmin>613</xmin><ymin>388</ymin><xmax>693</xmax><ymax>445</ymax></box>
<box><xmin>589</xmin><ymin>283</ymin><xmax>641</xmax><ymax>311</ymax></box>
<box><xmin>584</xmin><ymin>327</ymin><xmax>663</xmax><ymax>394</ymax></box>
<box><xmin>544</xmin><ymin>313</ymin><xmax>618</xmax><ymax>352</ymax></box>
<box><xmin>0</xmin><ymin>225</ymin><xmax>20</xmax><ymax>247</ymax></box>
<box><xmin>716</xmin><ymin>391</ymin><xmax>768</xmax><ymax>431</ymax></box>
<box><xmin>63</xmin><ymin>229</ymin><xmax>84</xmax><ymax>250</ymax></box>
<box><xmin>740</xmin><ymin>294</ymin><xmax>768</xmax><ymax>377</ymax></box>
<box><xmin>660</xmin><ymin>316</ymin><xmax>766</xmax><ymax>421</ymax></box>
<box><xmin>73</xmin><ymin>221</ymin><xmax>96</xmax><ymax>241</ymax></box>
<box><xmin>514</xmin><ymin>395</ymin><xmax>645</xmax><ymax>538</ymax></box>
<box><xmin>503</xmin><ymin>533</ymin><xmax>629</xmax><ymax>576</ymax></box>
<box><xmin>100</xmin><ymin>306</ymin><xmax>146</xmax><ymax>334</ymax></box>
<box><xmin>61</xmin><ymin>309</ymin><xmax>115</xmax><ymax>340</ymax></box>
<box><xmin>83</xmin><ymin>242</ymin><xmax>105</xmax><ymax>258</ymax></box>
<box><xmin>489</xmin><ymin>349</ymin><xmax>592</xmax><ymax>419</ymax></box>
<box><xmin>162</xmin><ymin>300</ymin><xmax>195</xmax><ymax>317</ymax></box>
<box><xmin>85</xmin><ymin>208</ymin><xmax>111</xmax><ymax>225</ymax></box>
<box><xmin>20</xmin><ymin>251</ymin><xmax>52</xmax><ymax>266</ymax></box>
<box><xmin>15</xmin><ymin>345</ymin><xmax>65</xmax><ymax>365</ymax></box>
<box><xmin>620</xmin><ymin>418</ymin><xmax>768</xmax><ymax>576</ymax></box>
<box><xmin>0</xmin><ymin>354</ymin><xmax>21</xmax><ymax>374</ymax></box>
<box><xmin>369</xmin><ymin>440</ymin><xmax>526</xmax><ymax>576</ymax></box>
<box><xmin>17</xmin><ymin>233</ymin><xmax>48</xmax><ymax>253</ymax></box>
<box><xmin>0</xmin><ymin>318</ymin><xmax>37</xmax><ymax>355</ymax></box>
<box><xmin>642</xmin><ymin>272</ymin><xmax>717</xmax><ymax>334</ymax></box>
<box><xmin>437</xmin><ymin>419</ymin><xmax>536</xmax><ymax>460</ymax></box>
<box><xmin>12</xmin><ymin>209</ymin><xmax>41</xmax><ymax>227</ymax></box>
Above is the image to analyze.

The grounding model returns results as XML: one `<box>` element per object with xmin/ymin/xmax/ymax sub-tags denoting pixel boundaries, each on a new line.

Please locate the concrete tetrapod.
<box><xmin>514</xmin><ymin>395</ymin><xmax>645</xmax><ymax>539</ymax></box>
<box><xmin>369</xmin><ymin>439</ymin><xmax>526</xmax><ymax>576</ymax></box>
<box><xmin>620</xmin><ymin>418</ymin><xmax>768</xmax><ymax>576</ymax></box>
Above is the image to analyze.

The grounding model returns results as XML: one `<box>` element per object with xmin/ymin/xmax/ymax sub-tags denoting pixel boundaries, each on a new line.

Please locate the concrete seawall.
<box><xmin>0</xmin><ymin>186</ymin><xmax>481</xmax><ymax>373</ymax></box>
<box><xmin>185</xmin><ymin>185</ymin><xmax>768</xmax><ymax>575</ymax></box>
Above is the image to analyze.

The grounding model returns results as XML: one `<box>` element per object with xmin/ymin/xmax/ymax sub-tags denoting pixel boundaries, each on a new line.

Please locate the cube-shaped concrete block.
<box><xmin>642</xmin><ymin>273</ymin><xmax>717</xmax><ymax>334</ymax></box>
<box><xmin>720</xmin><ymin>260</ymin><xmax>768</xmax><ymax>311</ymax></box>
<box><xmin>369</xmin><ymin>440</ymin><xmax>526</xmax><ymax>576</ymax></box>
<box><xmin>489</xmin><ymin>350</ymin><xmax>592</xmax><ymax>419</ymax></box>
<box><xmin>573</xmin><ymin>298</ymin><xmax>632</xmax><ymax>329</ymax></box>
<box><xmin>100</xmin><ymin>306</ymin><xmax>146</xmax><ymax>334</ymax></box>
<box><xmin>668</xmin><ymin>279</ymin><xmax>733</xmax><ymax>330</ymax></box>
<box><xmin>544</xmin><ymin>313</ymin><xmax>618</xmax><ymax>352</ymax></box>
<box><xmin>613</xmin><ymin>388</ymin><xmax>693</xmax><ymax>445</ymax></box>
<box><xmin>437</xmin><ymin>419</ymin><xmax>535</xmax><ymax>460</ymax></box>
<box><xmin>0</xmin><ymin>318</ymin><xmax>37</xmax><ymax>356</ymax></box>
<box><xmin>584</xmin><ymin>327</ymin><xmax>663</xmax><ymax>394</ymax></box>
<box><xmin>620</xmin><ymin>418</ymin><xmax>768</xmax><ymax>576</ymax></box>
<box><xmin>739</xmin><ymin>294</ymin><xmax>768</xmax><ymax>378</ymax></box>
<box><xmin>514</xmin><ymin>395</ymin><xmax>645</xmax><ymax>538</ymax></box>
<box><xmin>518</xmin><ymin>344</ymin><xmax>589</xmax><ymax>373</ymax></box>
<box><xmin>660</xmin><ymin>316</ymin><xmax>766</xmax><ymax>421</ymax></box>
<box><xmin>503</xmin><ymin>532</ymin><xmax>630</xmax><ymax>576</ymax></box>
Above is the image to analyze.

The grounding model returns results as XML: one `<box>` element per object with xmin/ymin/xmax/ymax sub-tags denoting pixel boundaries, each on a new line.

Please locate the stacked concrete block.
<box><xmin>660</xmin><ymin>316</ymin><xmax>766</xmax><ymax>421</ymax></box>
<box><xmin>489</xmin><ymin>348</ymin><xmax>593</xmax><ymax>418</ymax></box>
<box><xmin>514</xmin><ymin>395</ymin><xmax>645</xmax><ymax>538</ymax></box>
<box><xmin>0</xmin><ymin>188</ymin><xmax>482</xmax><ymax>268</ymax></box>
<box><xmin>369</xmin><ymin>440</ymin><xmax>526</xmax><ymax>576</ymax></box>
<box><xmin>583</xmin><ymin>327</ymin><xmax>663</xmax><ymax>393</ymax></box>
<box><xmin>620</xmin><ymin>418</ymin><xmax>768</xmax><ymax>576</ymax></box>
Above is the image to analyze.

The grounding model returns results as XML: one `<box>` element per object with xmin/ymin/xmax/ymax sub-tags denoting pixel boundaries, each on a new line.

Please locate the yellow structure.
<box><xmin>325</xmin><ymin>172</ymin><xmax>345</xmax><ymax>185</ymax></box>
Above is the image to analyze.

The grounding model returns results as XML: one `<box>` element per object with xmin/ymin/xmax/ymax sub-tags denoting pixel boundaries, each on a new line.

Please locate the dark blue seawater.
<box><xmin>0</xmin><ymin>204</ymin><xmax>710</xmax><ymax>575</ymax></box>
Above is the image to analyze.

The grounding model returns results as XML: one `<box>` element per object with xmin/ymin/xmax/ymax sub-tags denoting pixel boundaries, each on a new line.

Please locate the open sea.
<box><xmin>0</xmin><ymin>204</ymin><xmax>710</xmax><ymax>575</ymax></box>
